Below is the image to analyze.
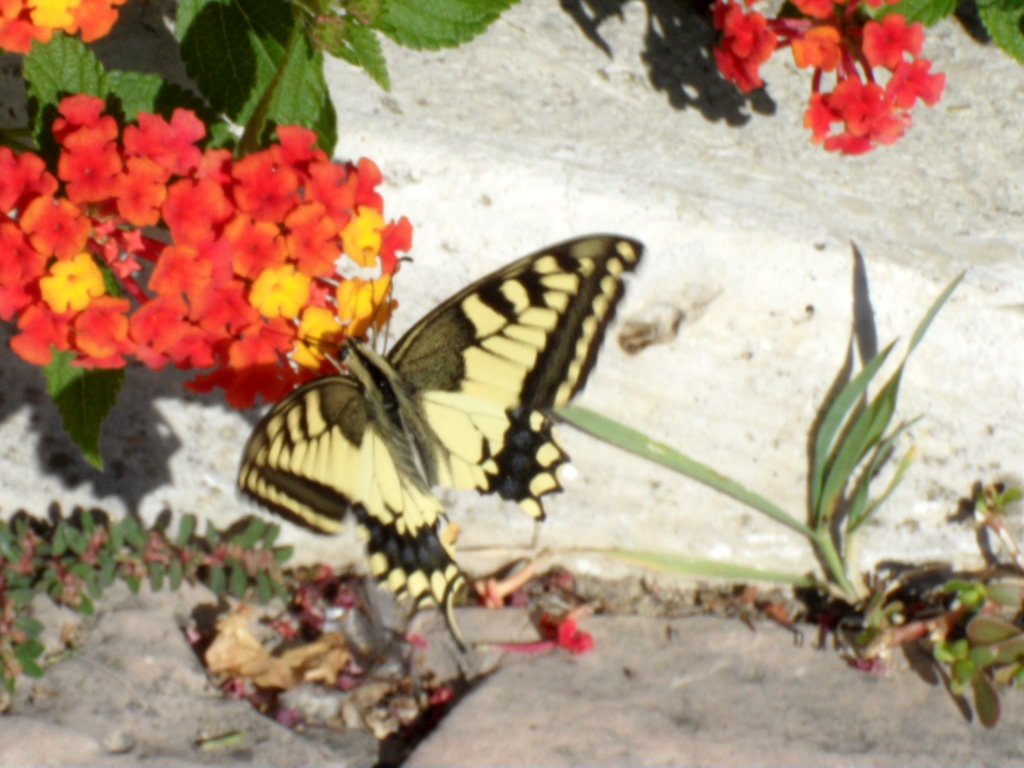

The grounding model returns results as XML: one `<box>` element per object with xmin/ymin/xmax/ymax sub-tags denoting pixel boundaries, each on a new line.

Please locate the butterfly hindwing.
<box><xmin>238</xmin><ymin>376</ymin><xmax>463</xmax><ymax>609</ymax></box>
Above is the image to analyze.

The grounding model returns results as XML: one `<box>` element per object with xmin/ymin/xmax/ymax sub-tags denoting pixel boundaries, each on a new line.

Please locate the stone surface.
<box><xmin>409</xmin><ymin>614</ymin><xmax>1024</xmax><ymax>767</ymax></box>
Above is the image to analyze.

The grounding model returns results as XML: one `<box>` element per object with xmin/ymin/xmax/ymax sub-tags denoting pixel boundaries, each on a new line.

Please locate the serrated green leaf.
<box><xmin>979</xmin><ymin>0</ymin><xmax>1024</xmax><ymax>63</ymax></box>
<box><xmin>178</xmin><ymin>0</ymin><xmax>336</xmax><ymax>153</ymax></box>
<box><xmin>233</xmin><ymin>519</ymin><xmax>266</xmax><ymax>549</ymax></box>
<box><xmin>209</xmin><ymin>565</ymin><xmax>226</xmax><ymax>595</ymax></box>
<box><xmin>376</xmin><ymin>0</ymin><xmax>518</xmax><ymax>50</ymax></box>
<box><xmin>43</xmin><ymin>351</ymin><xmax>124</xmax><ymax>470</ymax></box>
<box><xmin>23</xmin><ymin>34</ymin><xmax>108</xmax><ymax>151</ymax></box>
<box><xmin>318</xmin><ymin>17</ymin><xmax>391</xmax><ymax>90</ymax></box>
<box><xmin>875</xmin><ymin>0</ymin><xmax>957</xmax><ymax>24</ymax></box>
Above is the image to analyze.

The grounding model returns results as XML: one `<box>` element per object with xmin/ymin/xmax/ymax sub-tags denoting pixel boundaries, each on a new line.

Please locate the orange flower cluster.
<box><xmin>0</xmin><ymin>95</ymin><xmax>412</xmax><ymax>407</ymax></box>
<box><xmin>0</xmin><ymin>0</ymin><xmax>127</xmax><ymax>53</ymax></box>
<box><xmin>713</xmin><ymin>0</ymin><xmax>945</xmax><ymax>154</ymax></box>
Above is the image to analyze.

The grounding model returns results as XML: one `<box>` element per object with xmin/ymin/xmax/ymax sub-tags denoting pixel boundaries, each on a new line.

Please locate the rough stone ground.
<box><xmin>4</xmin><ymin>580</ymin><xmax>1024</xmax><ymax>767</ymax></box>
<box><xmin>3</xmin><ymin>0</ymin><xmax>1024</xmax><ymax>764</ymax></box>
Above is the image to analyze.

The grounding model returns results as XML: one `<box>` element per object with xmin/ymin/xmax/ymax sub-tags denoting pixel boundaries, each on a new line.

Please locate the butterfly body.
<box><xmin>239</xmin><ymin>235</ymin><xmax>643</xmax><ymax>635</ymax></box>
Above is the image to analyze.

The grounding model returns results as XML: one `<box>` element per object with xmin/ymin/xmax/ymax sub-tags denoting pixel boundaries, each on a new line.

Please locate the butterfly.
<box><xmin>238</xmin><ymin>234</ymin><xmax>643</xmax><ymax>642</ymax></box>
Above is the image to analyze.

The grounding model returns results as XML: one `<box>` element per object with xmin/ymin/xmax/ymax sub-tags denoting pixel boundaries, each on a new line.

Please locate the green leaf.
<box><xmin>228</xmin><ymin>560</ymin><xmax>248</xmax><ymax>598</ymax></box>
<box><xmin>208</xmin><ymin>565</ymin><xmax>226</xmax><ymax>595</ymax></box>
<box><xmin>99</xmin><ymin>558</ymin><xmax>116</xmax><ymax>587</ymax></box>
<box><xmin>558</xmin><ymin>405</ymin><xmax>811</xmax><ymax>538</ymax></box>
<box><xmin>15</xmin><ymin>640</ymin><xmax>44</xmax><ymax>677</ymax></box>
<box><xmin>82</xmin><ymin>510</ymin><xmax>96</xmax><ymax>535</ymax></box>
<box><xmin>376</xmin><ymin>0</ymin><xmax>518</xmax><ymax>50</ymax></box>
<box><xmin>177</xmin><ymin>0</ymin><xmax>336</xmax><ymax>153</ymax></box>
<box><xmin>43</xmin><ymin>350</ymin><xmax>124</xmax><ymax>470</ymax></box>
<box><xmin>120</xmin><ymin>518</ymin><xmax>144</xmax><ymax>551</ymax></box>
<box><xmin>168</xmin><ymin>558</ymin><xmax>184</xmax><ymax>591</ymax></box>
<box><xmin>987</xmin><ymin>581</ymin><xmax>1024</xmax><ymax>608</ymax></box>
<box><xmin>205</xmin><ymin>520</ymin><xmax>221</xmax><ymax>546</ymax></box>
<box><xmin>273</xmin><ymin>545</ymin><xmax>294</xmax><ymax>563</ymax></box>
<box><xmin>979</xmin><ymin>0</ymin><xmax>1024</xmax><ymax>64</ymax></box>
<box><xmin>148</xmin><ymin>561</ymin><xmax>166</xmax><ymax>591</ymax></box>
<box><xmin>810</xmin><ymin>341</ymin><xmax>896</xmax><ymax>517</ymax></box>
<box><xmin>176</xmin><ymin>515</ymin><xmax>197</xmax><ymax>548</ymax></box>
<box><xmin>972</xmin><ymin>670</ymin><xmax>1001</xmax><ymax>727</ymax></box>
<box><xmin>602</xmin><ymin>549</ymin><xmax>820</xmax><ymax>586</ymax></box>
<box><xmin>23</xmin><ymin>34</ymin><xmax>108</xmax><ymax>150</ymax></box>
<box><xmin>317</xmin><ymin>17</ymin><xmax>391</xmax><ymax>90</ymax></box>
<box><xmin>256</xmin><ymin>571</ymin><xmax>273</xmax><ymax>604</ymax></box>
<box><xmin>261</xmin><ymin>523</ymin><xmax>280</xmax><ymax>548</ymax></box>
<box><xmin>233</xmin><ymin>519</ymin><xmax>266</xmax><ymax>549</ymax></box>
<box><xmin>967</xmin><ymin>615</ymin><xmax>1022</xmax><ymax>645</ymax></box>
<box><xmin>875</xmin><ymin>0</ymin><xmax>957</xmax><ymax>24</ymax></box>
<box><xmin>13</xmin><ymin>617</ymin><xmax>44</xmax><ymax>637</ymax></box>
<box><xmin>52</xmin><ymin>523</ymin><xmax>69</xmax><ymax>557</ymax></box>
<box><xmin>78</xmin><ymin>594</ymin><xmax>94</xmax><ymax>615</ymax></box>
<box><xmin>7</xmin><ymin>589</ymin><xmax>37</xmax><ymax>606</ymax></box>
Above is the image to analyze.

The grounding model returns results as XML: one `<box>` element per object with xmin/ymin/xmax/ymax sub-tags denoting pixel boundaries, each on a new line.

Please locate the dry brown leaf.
<box><xmin>204</xmin><ymin>606</ymin><xmax>350</xmax><ymax>690</ymax></box>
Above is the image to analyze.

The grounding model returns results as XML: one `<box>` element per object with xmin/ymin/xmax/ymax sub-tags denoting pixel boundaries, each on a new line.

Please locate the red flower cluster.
<box><xmin>1</xmin><ymin>95</ymin><xmax>412</xmax><ymax>408</ymax></box>
<box><xmin>0</xmin><ymin>0</ymin><xmax>128</xmax><ymax>53</ymax></box>
<box><xmin>712</xmin><ymin>0</ymin><xmax>945</xmax><ymax>154</ymax></box>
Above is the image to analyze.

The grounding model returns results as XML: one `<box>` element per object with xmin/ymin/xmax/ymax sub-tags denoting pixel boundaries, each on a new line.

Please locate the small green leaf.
<box><xmin>228</xmin><ymin>561</ymin><xmax>248</xmax><ymax>598</ymax></box>
<box><xmin>82</xmin><ymin>510</ymin><xmax>96</xmax><ymax>535</ymax></box>
<box><xmin>99</xmin><ymin>558</ymin><xmax>116</xmax><ymax>587</ymax></box>
<box><xmin>121</xmin><ymin>518</ymin><xmax>144</xmax><ymax>551</ymax></box>
<box><xmin>172</xmin><ymin>558</ymin><xmax>186</xmax><ymax>589</ymax></box>
<box><xmin>967</xmin><ymin>615</ymin><xmax>1021</xmax><ymax>645</ymax></box>
<box><xmin>969</xmin><ymin>645</ymin><xmax>998</xmax><ymax>668</ymax></box>
<box><xmin>989</xmin><ymin>581</ymin><xmax>1024</xmax><ymax>608</ymax></box>
<box><xmin>124</xmin><ymin>575</ymin><xmax>141</xmax><ymax>594</ymax></box>
<box><xmin>66</xmin><ymin>527</ymin><xmax>88</xmax><ymax>556</ymax></box>
<box><xmin>52</xmin><ymin>524</ymin><xmax>69</xmax><ymax>557</ymax></box>
<box><xmin>972</xmin><ymin>671</ymin><xmax>1001</xmax><ymax>727</ymax></box>
<box><xmin>376</xmin><ymin>0</ymin><xmax>518</xmax><ymax>50</ymax></box>
<box><xmin>43</xmin><ymin>350</ymin><xmax>124</xmax><ymax>470</ymax></box>
<box><xmin>176</xmin><ymin>515</ymin><xmax>196</xmax><ymax>547</ymax></box>
<box><xmin>13</xmin><ymin>617</ymin><xmax>44</xmax><ymax>637</ymax></box>
<box><xmin>78</xmin><ymin>594</ymin><xmax>94</xmax><ymax>616</ymax></box>
<box><xmin>15</xmin><ymin>640</ymin><xmax>45</xmax><ymax>677</ymax></box>
<box><xmin>205</xmin><ymin>521</ymin><xmax>221</xmax><ymax>546</ymax></box>
<box><xmin>995</xmin><ymin>637</ymin><xmax>1024</xmax><ymax>665</ymax></box>
<box><xmin>261</xmin><ymin>524</ymin><xmax>280</xmax><ymax>548</ymax></box>
<box><xmin>256</xmin><ymin>571</ymin><xmax>273</xmax><ymax>604</ymax></box>
<box><xmin>233</xmin><ymin>519</ymin><xmax>266</xmax><ymax>549</ymax></box>
<box><xmin>272</xmin><ymin>545</ymin><xmax>294</xmax><ymax>563</ymax></box>
<box><xmin>7</xmin><ymin>589</ymin><xmax>37</xmax><ymax>606</ymax></box>
<box><xmin>148</xmin><ymin>562</ymin><xmax>165</xmax><ymax>592</ymax></box>
<box><xmin>208</xmin><ymin>565</ymin><xmax>226</xmax><ymax>596</ymax></box>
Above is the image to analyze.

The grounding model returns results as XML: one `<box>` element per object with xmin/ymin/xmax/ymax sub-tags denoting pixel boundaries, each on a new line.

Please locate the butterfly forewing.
<box><xmin>389</xmin><ymin>235</ymin><xmax>643</xmax><ymax>518</ymax></box>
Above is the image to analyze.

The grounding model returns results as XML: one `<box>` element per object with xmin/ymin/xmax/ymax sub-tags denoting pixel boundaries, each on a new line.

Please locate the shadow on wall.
<box><xmin>560</xmin><ymin>0</ymin><xmax>776</xmax><ymax>125</ymax></box>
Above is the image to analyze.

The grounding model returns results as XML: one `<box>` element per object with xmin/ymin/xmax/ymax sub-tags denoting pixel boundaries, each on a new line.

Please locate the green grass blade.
<box><xmin>811</xmin><ymin>341</ymin><xmax>896</xmax><ymax>517</ymax></box>
<box><xmin>558</xmin><ymin>405</ymin><xmax>812</xmax><ymax>538</ymax></box>
<box><xmin>602</xmin><ymin>549</ymin><xmax>821</xmax><ymax>587</ymax></box>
